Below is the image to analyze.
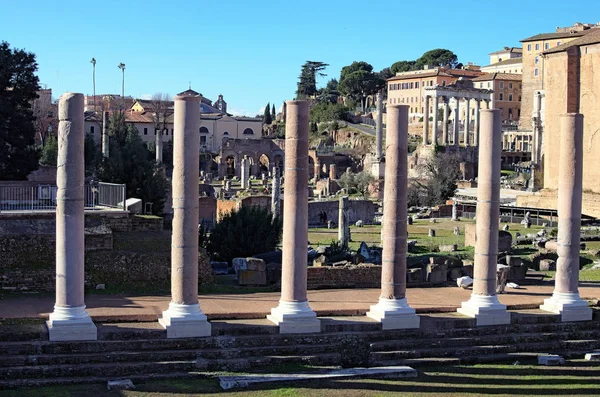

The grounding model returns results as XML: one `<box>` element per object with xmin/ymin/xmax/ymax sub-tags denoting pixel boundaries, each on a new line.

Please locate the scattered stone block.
<box><xmin>462</xmin><ymin>264</ymin><xmax>474</xmax><ymax>278</ymax></box>
<box><xmin>407</xmin><ymin>216</ymin><xmax>413</xmax><ymax>225</ymax></box>
<box><xmin>457</xmin><ymin>276</ymin><xmax>473</xmax><ymax>289</ymax></box>
<box><xmin>313</xmin><ymin>255</ymin><xmax>327</xmax><ymax>267</ymax></box>
<box><xmin>502</xmin><ymin>224</ymin><xmax>509</xmax><ymax>231</ymax></box>
<box><xmin>211</xmin><ymin>261</ymin><xmax>229</xmax><ymax>275</ymax></box>
<box><xmin>238</xmin><ymin>270</ymin><xmax>267</xmax><ymax>286</ymax></box>
<box><xmin>430</xmin><ymin>218</ymin><xmax>436</xmax><ymax>223</ymax></box>
<box><xmin>429</xmin><ymin>256</ymin><xmax>445</xmax><ymax>265</ymax></box>
<box><xmin>124</xmin><ymin>198</ymin><xmax>142</xmax><ymax>214</ymax></box>
<box><xmin>355</xmin><ymin>220</ymin><xmax>364</xmax><ymax>227</ymax></box>
<box><xmin>439</xmin><ymin>244</ymin><xmax>457</xmax><ymax>252</ymax></box>
<box><xmin>95</xmin><ymin>284</ymin><xmax>105</xmax><ymax>290</ymax></box>
<box><xmin>246</xmin><ymin>258</ymin><xmax>265</xmax><ymax>272</ymax></box>
<box><xmin>539</xmin><ymin>259</ymin><xmax>556</xmax><ymax>272</ymax></box>
<box><xmin>584</xmin><ymin>353</ymin><xmax>600</xmax><ymax>361</ymax></box>
<box><xmin>428</xmin><ymin>229</ymin><xmax>436</xmax><ymax>237</ymax></box>
<box><xmin>449</xmin><ymin>267</ymin><xmax>463</xmax><ymax>280</ymax></box>
<box><xmin>538</xmin><ymin>355</ymin><xmax>565</xmax><ymax>366</ymax></box>
<box><xmin>426</xmin><ymin>263</ymin><xmax>447</xmax><ymax>284</ymax></box>
<box><xmin>407</xmin><ymin>268</ymin><xmax>423</xmax><ymax>283</ymax></box>
<box><xmin>508</xmin><ymin>265</ymin><xmax>528</xmax><ymax>281</ymax></box>
<box><xmin>332</xmin><ymin>260</ymin><xmax>349</xmax><ymax>267</ymax></box>
<box><xmin>453</xmin><ymin>226</ymin><xmax>460</xmax><ymax>236</ymax></box>
<box><xmin>107</xmin><ymin>379</ymin><xmax>135</xmax><ymax>391</ymax></box>
<box><xmin>498</xmin><ymin>231</ymin><xmax>512</xmax><ymax>252</ymax></box>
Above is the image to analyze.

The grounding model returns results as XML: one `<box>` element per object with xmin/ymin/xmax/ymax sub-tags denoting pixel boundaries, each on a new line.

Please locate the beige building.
<box><xmin>481</xmin><ymin>47</ymin><xmax>523</xmax><ymax>74</ymax></box>
<box><xmin>471</xmin><ymin>73</ymin><xmax>522</xmax><ymax>123</ymax></box>
<box><xmin>85</xmin><ymin>94</ymin><xmax>262</xmax><ymax>154</ymax></box>
<box><xmin>519</xmin><ymin>22</ymin><xmax>599</xmax><ymax>129</ymax></box>
<box><xmin>387</xmin><ymin>66</ymin><xmax>484</xmax><ymax>120</ymax></box>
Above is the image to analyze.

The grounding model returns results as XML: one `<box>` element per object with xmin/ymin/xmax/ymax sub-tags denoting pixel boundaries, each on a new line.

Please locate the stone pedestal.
<box><xmin>457</xmin><ymin>109</ymin><xmax>510</xmax><ymax>326</ymax></box>
<box><xmin>47</xmin><ymin>93</ymin><xmax>97</xmax><ymax>342</ymax></box>
<box><xmin>267</xmin><ymin>101</ymin><xmax>320</xmax><ymax>334</ymax></box>
<box><xmin>540</xmin><ymin>114</ymin><xmax>591</xmax><ymax>322</ymax></box>
<box><xmin>159</xmin><ymin>89</ymin><xmax>211</xmax><ymax>338</ymax></box>
<box><xmin>367</xmin><ymin>105</ymin><xmax>419</xmax><ymax>330</ymax></box>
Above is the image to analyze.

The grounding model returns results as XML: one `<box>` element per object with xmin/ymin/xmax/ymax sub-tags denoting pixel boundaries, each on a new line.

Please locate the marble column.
<box><xmin>423</xmin><ymin>96</ymin><xmax>430</xmax><ymax>145</ymax></box>
<box><xmin>540</xmin><ymin>114</ymin><xmax>592</xmax><ymax>322</ymax></box>
<box><xmin>442</xmin><ymin>98</ymin><xmax>449</xmax><ymax>145</ymax></box>
<box><xmin>271</xmin><ymin>166</ymin><xmax>281</xmax><ymax>217</ymax></box>
<box><xmin>457</xmin><ymin>109</ymin><xmax>510</xmax><ymax>326</ymax></box>
<box><xmin>453</xmin><ymin>98</ymin><xmax>460</xmax><ymax>146</ymax></box>
<box><xmin>375</xmin><ymin>91</ymin><xmax>383</xmax><ymax>159</ymax></box>
<box><xmin>241</xmin><ymin>156</ymin><xmax>248</xmax><ymax>189</ymax></box>
<box><xmin>367</xmin><ymin>104</ymin><xmax>419</xmax><ymax>330</ymax></box>
<box><xmin>338</xmin><ymin>196</ymin><xmax>349</xmax><ymax>248</ymax></box>
<box><xmin>159</xmin><ymin>90</ymin><xmax>211</xmax><ymax>338</ymax></box>
<box><xmin>465</xmin><ymin>98</ymin><xmax>471</xmax><ymax>147</ymax></box>
<box><xmin>102</xmin><ymin>111</ymin><xmax>109</xmax><ymax>158</ymax></box>
<box><xmin>155</xmin><ymin>129</ymin><xmax>163</xmax><ymax>164</ymax></box>
<box><xmin>267</xmin><ymin>100</ymin><xmax>320</xmax><ymax>334</ymax></box>
<box><xmin>474</xmin><ymin>100</ymin><xmax>481</xmax><ymax>147</ymax></box>
<box><xmin>329</xmin><ymin>164</ymin><xmax>336</xmax><ymax>180</ymax></box>
<box><xmin>47</xmin><ymin>93</ymin><xmax>97</xmax><ymax>342</ymax></box>
<box><xmin>432</xmin><ymin>95</ymin><xmax>439</xmax><ymax>146</ymax></box>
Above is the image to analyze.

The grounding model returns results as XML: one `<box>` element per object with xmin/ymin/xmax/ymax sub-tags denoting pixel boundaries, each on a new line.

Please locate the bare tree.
<box><xmin>32</xmin><ymin>95</ymin><xmax>57</xmax><ymax>146</ymax></box>
<box><xmin>149</xmin><ymin>92</ymin><xmax>173</xmax><ymax>163</ymax></box>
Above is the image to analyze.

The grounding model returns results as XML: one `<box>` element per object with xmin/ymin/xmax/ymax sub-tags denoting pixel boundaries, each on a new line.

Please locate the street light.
<box><xmin>118</xmin><ymin>62</ymin><xmax>126</xmax><ymax>99</ymax></box>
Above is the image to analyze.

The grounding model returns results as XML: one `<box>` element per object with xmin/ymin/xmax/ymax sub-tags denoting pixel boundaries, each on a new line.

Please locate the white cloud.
<box><xmin>140</xmin><ymin>94</ymin><xmax>152</xmax><ymax>100</ymax></box>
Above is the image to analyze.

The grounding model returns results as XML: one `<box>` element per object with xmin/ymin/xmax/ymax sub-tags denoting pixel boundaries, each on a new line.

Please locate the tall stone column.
<box><xmin>442</xmin><ymin>98</ymin><xmax>449</xmax><ymax>145</ymax></box>
<box><xmin>314</xmin><ymin>160</ymin><xmax>321</xmax><ymax>181</ymax></box>
<box><xmin>453</xmin><ymin>98</ymin><xmax>460</xmax><ymax>146</ymax></box>
<box><xmin>464</xmin><ymin>98</ymin><xmax>471</xmax><ymax>147</ymax></box>
<box><xmin>423</xmin><ymin>96</ymin><xmax>430</xmax><ymax>145</ymax></box>
<box><xmin>47</xmin><ymin>93</ymin><xmax>97</xmax><ymax>342</ymax></box>
<box><xmin>271</xmin><ymin>166</ymin><xmax>281</xmax><ymax>217</ymax></box>
<box><xmin>338</xmin><ymin>196</ymin><xmax>349</xmax><ymax>248</ymax></box>
<box><xmin>267</xmin><ymin>100</ymin><xmax>320</xmax><ymax>334</ymax></box>
<box><xmin>375</xmin><ymin>91</ymin><xmax>383</xmax><ymax>159</ymax></box>
<box><xmin>367</xmin><ymin>105</ymin><xmax>419</xmax><ymax>330</ymax></box>
<box><xmin>102</xmin><ymin>111</ymin><xmax>109</xmax><ymax>158</ymax></box>
<box><xmin>159</xmin><ymin>89</ymin><xmax>211</xmax><ymax>338</ymax></box>
<box><xmin>432</xmin><ymin>95</ymin><xmax>439</xmax><ymax>146</ymax></box>
<box><xmin>156</xmin><ymin>128</ymin><xmax>164</xmax><ymax>164</ymax></box>
<box><xmin>540</xmin><ymin>114</ymin><xmax>592</xmax><ymax>322</ymax></box>
<box><xmin>457</xmin><ymin>109</ymin><xmax>510</xmax><ymax>326</ymax></box>
<box><xmin>240</xmin><ymin>156</ymin><xmax>249</xmax><ymax>189</ymax></box>
<box><xmin>474</xmin><ymin>100</ymin><xmax>481</xmax><ymax>147</ymax></box>
<box><xmin>329</xmin><ymin>164</ymin><xmax>336</xmax><ymax>180</ymax></box>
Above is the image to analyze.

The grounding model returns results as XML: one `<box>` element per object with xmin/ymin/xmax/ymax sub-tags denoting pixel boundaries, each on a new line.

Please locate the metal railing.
<box><xmin>0</xmin><ymin>183</ymin><xmax>126</xmax><ymax>212</ymax></box>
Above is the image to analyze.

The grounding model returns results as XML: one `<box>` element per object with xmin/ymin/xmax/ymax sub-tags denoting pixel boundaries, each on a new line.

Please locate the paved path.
<box><xmin>1</xmin><ymin>284</ymin><xmax>599</xmax><ymax>322</ymax></box>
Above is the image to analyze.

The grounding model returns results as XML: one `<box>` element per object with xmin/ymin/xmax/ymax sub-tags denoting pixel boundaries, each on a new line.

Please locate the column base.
<box><xmin>267</xmin><ymin>300</ymin><xmax>321</xmax><ymax>334</ymax></box>
<box><xmin>366</xmin><ymin>298</ymin><xmax>420</xmax><ymax>330</ymax></box>
<box><xmin>371</xmin><ymin>160</ymin><xmax>385</xmax><ymax>179</ymax></box>
<box><xmin>457</xmin><ymin>294</ymin><xmax>511</xmax><ymax>326</ymax></box>
<box><xmin>158</xmin><ymin>302</ymin><xmax>212</xmax><ymax>338</ymax></box>
<box><xmin>46</xmin><ymin>305</ymin><xmax>97</xmax><ymax>342</ymax></box>
<box><xmin>540</xmin><ymin>292</ymin><xmax>592</xmax><ymax>322</ymax></box>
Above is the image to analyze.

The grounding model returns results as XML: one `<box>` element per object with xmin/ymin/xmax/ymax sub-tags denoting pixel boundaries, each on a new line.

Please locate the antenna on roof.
<box><xmin>189</xmin><ymin>81</ymin><xmax>191</xmax><ymax>90</ymax></box>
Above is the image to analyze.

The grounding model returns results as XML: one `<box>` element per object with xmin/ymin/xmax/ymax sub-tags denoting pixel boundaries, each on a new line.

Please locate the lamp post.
<box><xmin>118</xmin><ymin>63</ymin><xmax>126</xmax><ymax>106</ymax></box>
<box><xmin>90</xmin><ymin>58</ymin><xmax>96</xmax><ymax>111</ymax></box>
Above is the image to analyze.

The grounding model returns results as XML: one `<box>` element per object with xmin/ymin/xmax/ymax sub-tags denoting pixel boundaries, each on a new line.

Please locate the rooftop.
<box><xmin>520</xmin><ymin>23</ymin><xmax>599</xmax><ymax>43</ymax></box>
<box><xmin>482</xmin><ymin>58</ymin><xmax>523</xmax><ymax>68</ymax></box>
<box><xmin>387</xmin><ymin>67</ymin><xmax>483</xmax><ymax>82</ymax></box>
<box><xmin>489</xmin><ymin>47</ymin><xmax>523</xmax><ymax>55</ymax></box>
<box><xmin>543</xmin><ymin>28</ymin><xmax>600</xmax><ymax>54</ymax></box>
<box><xmin>471</xmin><ymin>73</ymin><xmax>522</xmax><ymax>82</ymax></box>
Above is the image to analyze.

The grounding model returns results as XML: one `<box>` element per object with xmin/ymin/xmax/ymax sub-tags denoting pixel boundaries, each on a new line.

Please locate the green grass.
<box><xmin>3</xmin><ymin>363</ymin><xmax>600</xmax><ymax>396</ymax></box>
<box><xmin>545</xmin><ymin>268</ymin><xmax>600</xmax><ymax>282</ymax></box>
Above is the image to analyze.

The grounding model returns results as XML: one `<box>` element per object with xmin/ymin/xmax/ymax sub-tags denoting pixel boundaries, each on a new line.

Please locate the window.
<box><xmin>90</xmin><ymin>126</ymin><xmax>95</xmax><ymax>134</ymax></box>
<box><xmin>415</xmin><ymin>82</ymin><xmax>419</xmax><ymax>88</ymax></box>
<box><xmin>164</xmin><ymin>129</ymin><xmax>168</xmax><ymax>136</ymax></box>
<box><xmin>144</xmin><ymin>128</ymin><xmax>148</xmax><ymax>135</ymax></box>
<box><xmin>557</xmin><ymin>41</ymin><xmax>562</xmax><ymax>46</ymax></box>
<box><xmin>508</xmin><ymin>94</ymin><xmax>513</xmax><ymax>101</ymax></box>
<box><xmin>223</xmin><ymin>131</ymin><xmax>229</xmax><ymax>135</ymax></box>
<box><xmin>499</xmin><ymin>93</ymin><xmax>504</xmax><ymax>100</ymax></box>
<box><xmin>171</xmin><ymin>129</ymin><xmax>174</xmax><ymax>135</ymax></box>
<box><xmin>487</xmin><ymin>82</ymin><xmax>491</xmax><ymax>88</ymax></box>
<box><xmin>535</xmin><ymin>43</ymin><xmax>540</xmax><ymax>51</ymax></box>
<box><xmin>527</xmin><ymin>44</ymin><xmax>532</xmax><ymax>51</ymax></box>
<box><xmin>534</xmin><ymin>68</ymin><xmax>539</xmax><ymax>77</ymax></box>
<box><xmin>545</xmin><ymin>43</ymin><xmax>550</xmax><ymax>50</ymax></box>
<box><xmin>535</xmin><ymin>56</ymin><xmax>539</xmax><ymax>64</ymax></box>
<box><xmin>509</xmin><ymin>83</ymin><xmax>513</xmax><ymax>89</ymax></box>
<box><xmin>499</xmin><ymin>82</ymin><xmax>504</xmax><ymax>89</ymax></box>
<box><xmin>200</xmin><ymin>136</ymin><xmax>207</xmax><ymax>145</ymax></box>
<box><xmin>410</xmin><ymin>82</ymin><xmax>414</xmax><ymax>89</ymax></box>
<box><xmin>518</xmin><ymin>96</ymin><xmax>521</xmax><ymax>101</ymax></box>
<box><xmin>243</xmin><ymin>128</ymin><xmax>254</xmax><ymax>135</ymax></box>
<box><xmin>199</xmin><ymin>126</ymin><xmax>209</xmax><ymax>134</ymax></box>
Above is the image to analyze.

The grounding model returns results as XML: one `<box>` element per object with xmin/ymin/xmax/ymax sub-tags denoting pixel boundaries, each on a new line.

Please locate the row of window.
<box><xmin>389</xmin><ymin>80</ymin><xmax>440</xmax><ymax>90</ymax></box>
<box><xmin>527</xmin><ymin>41</ymin><xmax>561</xmax><ymax>52</ymax></box>
<box><xmin>497</xmin><ymin>93</ymin><xmax>520</xmax><ymax>101</ymax></box>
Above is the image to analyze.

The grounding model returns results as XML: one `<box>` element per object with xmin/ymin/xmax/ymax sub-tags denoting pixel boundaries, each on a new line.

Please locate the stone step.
<box><xmin>196</xmin><ymin>353</ymin><xmax>342</xmax><ymax>372</ymax></box>
<box><xmin>0</xmin><ymin>360</ymin><xmax>198</xmax><ymax>380</ymax></box>
<box><xmin>370</xmin><ymin>330</ymin><xmax>600</xmax><ymax>351</ymax></box>
<box><xmin>370</xmin><ymin>344</ymin><xmax>517</xmax><ymax>362</ymax></box>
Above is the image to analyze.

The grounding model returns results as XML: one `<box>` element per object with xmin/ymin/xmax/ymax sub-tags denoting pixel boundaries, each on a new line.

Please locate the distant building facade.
<box><xmin>471</xmin><ymin>73</ymin><xmax>522</xmax><ymax>123</ymax></box>
<box><xmin>481</xmin><ymin>47</ymin><xmax>523</xmax><ymax>74</ymax></box>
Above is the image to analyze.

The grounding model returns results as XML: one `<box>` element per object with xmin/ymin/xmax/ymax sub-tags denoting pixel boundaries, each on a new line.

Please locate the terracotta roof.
<box><xmin>520</xmin><ymin>30</ymin><xmax>590</xmax><ymax>43</ymax></box>
<box><xmin>446</xmin><ymin>69</ymin><xmax>485</xmax><ymax>78</ymax></box>
<box><xmin>482</xmin><ymin>58</ymin><xmax>523</xmax><ymax>68</ymax></box>
<box><xmin>542</xmin><ymin>28</ymin><xmax>600</xmax><ymax>54</ymax></box>
<box><xmin>471</xmin><ymin>73</ymin><xmax>522</xmax><ymax>82</ymax></box>
<box><xmin>489</xmin><ymin>47</ymin><xmax>522</xmax><ymax>55</ymax></box>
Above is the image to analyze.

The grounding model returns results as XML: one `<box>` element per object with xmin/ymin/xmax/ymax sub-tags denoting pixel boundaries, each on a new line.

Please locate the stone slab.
<box><xmin>538</xmin><ymin>354</ymin><xmax>565</xmax><ymax>366</ymax></box>
<box><xmin>159</xmin><ymin>320</ymin><xmax>212</xmax><ymax>339</ymax></box>
<box><xmin>107</xmin><ymin>379</ymin><xmax>135</xmax><ymax>391</ymax></box>
<box><xmin>584</xmin><ymin>353</ymin><xmax>600</xmax><ymax>361</ymax></box>
<box><xmin>219</xmin><ymin>366</ymin><xmax>417</xmax><ymax>390</ymax></box>
<box><xmin>46</xmin><ymin>321</ymin><xmax>98</xmax><ymax>342</ymax></box>
<box><xmin>238</xmin><ymin>270</ymin><xmax>267</xmax><ymax>286</ymax></box>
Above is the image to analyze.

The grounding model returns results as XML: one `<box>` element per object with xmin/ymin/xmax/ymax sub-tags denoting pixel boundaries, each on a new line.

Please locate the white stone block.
<box><xmin>107</xmin><ymin>379</ymin><xmax>135</xmax><ymax>390</ymax></box>
<box><xmin>539</xmin><ymin>292</ymin><xmax>592</xmax><ymax>322</ymax></box>
<box><xmin>457</xmin><ymin>295</ymin><xmax>511</xmax><ymax>326</ymax></box>
<box><xmin>584</xmin><ymin>353</ymin><xmax>600</xmax><ymax>361</ymax></box>
<box><xmin>538</xmin><ymin>355</ymin><xmax>565</xmax><ymax>366</ymax></box>
<box><xmin>366</xmin><ymin>298</ymin><xmax>420</xmax><ymax>330</ymax></box>
<box><xmin>267</xmin><ymin>300</ymin><xmax>321</xmax><ymax>334</ymax></box>
<box><xmin>158</xmin><ymin>302</ymin><xmax>212</xmax><ymax>338</ymax></box>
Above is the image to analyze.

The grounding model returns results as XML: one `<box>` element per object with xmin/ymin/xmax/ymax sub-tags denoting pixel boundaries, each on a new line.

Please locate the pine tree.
<box><xmin>0</xmin><ymin>41</ymin><xmax>40</xmax><ymax>179</ymax></box>
<box><xmin>263</xmin><ymin>102</ymin><xmax>272</xmax><ymax>124</ymax></box>
<box><xmin>271</xmin><ymin>103</ymin><xmax>276</xmax><ymax>120</ymax></box>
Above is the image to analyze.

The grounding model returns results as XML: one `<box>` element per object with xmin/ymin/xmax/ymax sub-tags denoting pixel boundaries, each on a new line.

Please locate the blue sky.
<box><xmin>2</xmin><ymin>0</ymin><xmax>598</xmax><ymax>116</ymax></box>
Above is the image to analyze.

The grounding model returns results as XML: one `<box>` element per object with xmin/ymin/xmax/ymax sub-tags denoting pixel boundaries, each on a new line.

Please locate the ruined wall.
<box><xmin>199</xmin><ymin>197</ymin><xmax>217</xmax><ymax>224</ymax></box>
<box><xmin>307</xmin><ymin>199</ymin><xmax>376</xmax><ymax>226</ymax></box>
<box><xmin>307</xmin><ymin>264</ymin><xmax>381</xmax><ymax>289</ymax></box>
